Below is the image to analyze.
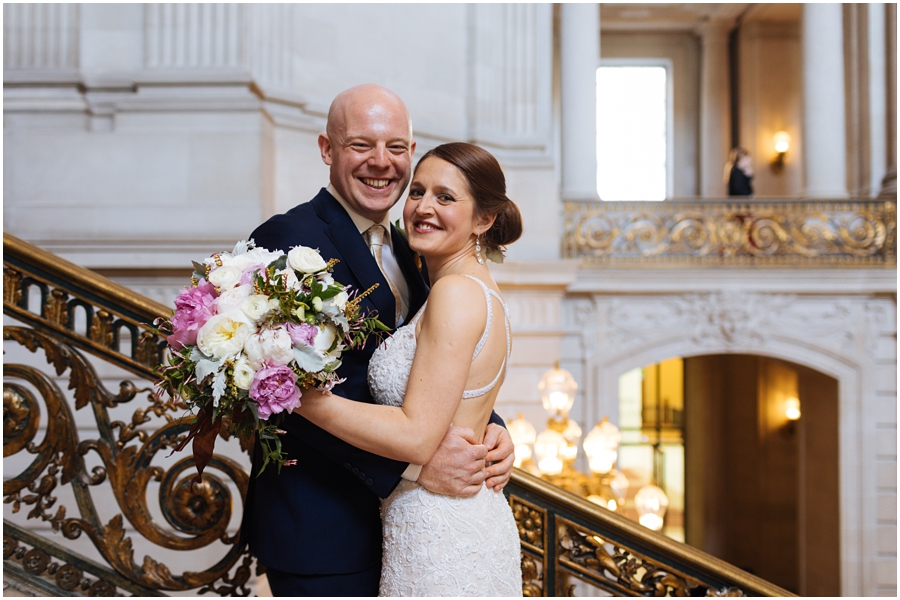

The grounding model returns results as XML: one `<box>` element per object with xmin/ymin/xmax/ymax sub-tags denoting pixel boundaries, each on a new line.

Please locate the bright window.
<box><xmin>596</xmin><ymin>65</ymin><xmax>669</xmax><ymax>201</ymax></box>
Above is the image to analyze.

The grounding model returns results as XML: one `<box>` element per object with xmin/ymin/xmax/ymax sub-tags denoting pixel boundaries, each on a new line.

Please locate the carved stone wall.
<box><xmin>3</xmin><ymin>3</ymin><xmax>79</xmax><ymax>71</ymax></box>
<box><xmin>562</xmin><ymin>268</ymin><xmax>896</xmax><ymax>597</ymax></box>
<box><xmin>3</xmin><ymin>2</ymin><xmax>557</xmax><ymax>265</ymax></box>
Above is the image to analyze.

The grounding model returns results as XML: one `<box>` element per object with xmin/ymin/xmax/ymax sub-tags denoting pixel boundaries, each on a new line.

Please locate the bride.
<box><xmin>295</xmin><ymin>142</ymin><xmax>523</xmax><ymax>596</ymax></box>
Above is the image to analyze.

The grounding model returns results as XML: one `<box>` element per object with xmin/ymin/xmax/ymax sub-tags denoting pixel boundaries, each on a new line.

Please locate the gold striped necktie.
<box><xmin>363</xmin><ymin>224</ymin><xmax>403</xmax><ymax>325</ymax></box>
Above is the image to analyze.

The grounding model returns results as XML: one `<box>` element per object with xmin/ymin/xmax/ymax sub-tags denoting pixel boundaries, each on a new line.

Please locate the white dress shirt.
<box><xmin>328</xmin><ymin>184</ymin><xmax>411</xmax><ymax>325</ymax></box>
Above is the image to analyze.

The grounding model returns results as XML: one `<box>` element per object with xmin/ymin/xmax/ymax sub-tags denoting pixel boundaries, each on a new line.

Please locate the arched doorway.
<box><xmin>612</xmin><ymin>355</ymin><xmax>840</xmax><ymax>596</ymax></box>
<box><xmin>683</xmin><ymin>354</ymin><xmax>839</xmax><ymax>596</ymax></box>
<box><xmin>574</xmin><ymin>289</ymin><xmax>892</xmax><ymax>596</ymax></box>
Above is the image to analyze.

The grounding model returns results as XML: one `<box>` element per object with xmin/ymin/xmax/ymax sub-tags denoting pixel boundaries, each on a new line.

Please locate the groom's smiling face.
<box><xmin>319</xmin><ymin>86</ymin><xmax>416</xmax><ymax>223</ymax></box>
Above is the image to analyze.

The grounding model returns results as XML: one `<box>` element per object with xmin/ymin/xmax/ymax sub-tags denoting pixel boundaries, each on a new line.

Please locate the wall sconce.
<box><xmin>771</xmin><ymin>131</ymin><xmax>791</xmax><ymax>173</ymax></box>
<box><xmin>784</xmin><ymin>397</ymin><xmax>801</xmax><ymax>421</ymax></box>
<box><xmin>782</xmin><ymin>396</ymin><xmax>801</xmax><ymax>435</ymax></box>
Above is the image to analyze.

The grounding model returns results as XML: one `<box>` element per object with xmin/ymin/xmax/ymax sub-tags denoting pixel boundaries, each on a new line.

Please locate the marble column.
<box><xmin>801</xmin><ymin>4</ymin><xmax>849</xmax><ymax>198</ymax></box>
<box><xmin>867</xmin><ymin>3</ymin><xmax>887</xmax><ymax>197</ymax></box>
<box><xmin>881</xmin><ymin>3</ymin><xmax>898</xmax><ymax>198</ymax></box>
<box><xmin>560</xmin><ymin>3</ymin><xmax>600</xmax><ymax>201</ymax></box>
<box><xmin>698</xmin><ymin>20</ymin><xmax>733</xmax><ymax>198</ymax></box>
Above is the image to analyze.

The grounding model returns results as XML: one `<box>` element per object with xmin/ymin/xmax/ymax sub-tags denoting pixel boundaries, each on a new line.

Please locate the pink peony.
<box><xmin>168</xmin><ymin>279</ymin><xmax>217</xmax><ymax>349</ymax></box>
<box><xmin>249</xmin><ymin>365</ymin><xmax>301</xmax><ymax>420</ymax></box>
<box><xmin>239</xmin><ymin>264</ymin><xmax>265</xmax><ymax>287</ymax></box>
<box><xmin>286</xmin><ymin>323</ymin><xmax>318</xmax><ymax>347</ymax></box>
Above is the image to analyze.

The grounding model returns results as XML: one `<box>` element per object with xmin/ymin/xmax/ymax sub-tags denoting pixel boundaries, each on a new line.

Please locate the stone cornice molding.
<box><xmin>694</xmin><ymin>19</ymin><xmax>736</xmax><ymax>40</ymax></box>
<box><xmin>491</xmin><ymin>261</ymin><xmax>580</xmax><ymax>290</ymax></box>
<box><xmin>571</xmin><ymin>267</ymin><xmax>897</xmax><ymax>296</ymax></box>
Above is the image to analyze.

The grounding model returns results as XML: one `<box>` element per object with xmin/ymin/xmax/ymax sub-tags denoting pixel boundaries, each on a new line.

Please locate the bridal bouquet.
<box><xmin>154</xmin><ymin>239</ymin><xmax>387</xmax><ymax>482</ymax></box>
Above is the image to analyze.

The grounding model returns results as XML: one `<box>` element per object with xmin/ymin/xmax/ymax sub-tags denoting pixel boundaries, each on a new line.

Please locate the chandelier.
<box><xmin>509</xmin><ymin>364</ymin><xmax>669</xmax><ymax>531</ymax></box>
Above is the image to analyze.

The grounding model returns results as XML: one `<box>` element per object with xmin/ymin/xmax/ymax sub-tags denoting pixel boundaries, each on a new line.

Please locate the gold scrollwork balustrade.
<box><xmin>563</xmin><ymin>198</ymin><xmax>896</xmax><ymax>266</ymax></box>
<box><xmin>503</xmin><ymin>469</ymin><xmax>794</xmax><ymax>597</ymax></box>
<box><xmin>3</xmin><ymin>233</ymin><xmax>256</xmax><ymax>596</ymax></box>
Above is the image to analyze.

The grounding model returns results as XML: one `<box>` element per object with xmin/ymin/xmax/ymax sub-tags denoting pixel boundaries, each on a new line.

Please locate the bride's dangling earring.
<box><xmin>475</xmin><ymin>235</ymin><xmax>484</xmax><ymax>265</ymax></box>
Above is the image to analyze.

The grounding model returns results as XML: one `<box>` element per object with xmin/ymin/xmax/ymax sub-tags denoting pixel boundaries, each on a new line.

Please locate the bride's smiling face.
<box><xmin>402</xmin><ymin>157</ymin><xmax>490</xmax><ymax>261</ymax></box>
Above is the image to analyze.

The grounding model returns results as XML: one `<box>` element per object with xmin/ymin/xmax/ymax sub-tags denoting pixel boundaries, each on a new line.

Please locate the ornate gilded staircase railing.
<box><xmin>3</xmin><ymin>232</ymin><xmax>255</xmax><ymax>596</ymax></box>
<box><xmin>4</xmin><ymin>232</ymin><xmax>793</xmax><ymax>596</ymax></box>
<box><xmin>504</xmin><ymin>470</ymin><xmax>792</xmax><ymax>596</ymax></box>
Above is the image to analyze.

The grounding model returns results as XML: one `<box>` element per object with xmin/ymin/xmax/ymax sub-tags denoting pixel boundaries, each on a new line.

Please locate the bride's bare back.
<box><xmin>410</xmin><ymin>274</ymin><xmax>509</xmax><ymax>445</ymax></box>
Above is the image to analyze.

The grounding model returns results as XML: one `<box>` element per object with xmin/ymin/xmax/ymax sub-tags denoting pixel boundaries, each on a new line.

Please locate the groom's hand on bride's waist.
<box><xmin>483</xmin><ymin>424</ymin><xmax>514</xmax><ymax>492</ymax></box>
<box><xmin>417</xmin><ymin>426</ymin><xmax>487</xmax><ymax>497</ymax></box>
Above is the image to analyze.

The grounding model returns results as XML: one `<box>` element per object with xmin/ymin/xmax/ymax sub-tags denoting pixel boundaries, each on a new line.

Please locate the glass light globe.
<box><xmin>561</xmin><ymin>420</ymin><xmax>582</xmax><ymax>462</ymax></box>
<box><xmin>508</xmin><ymin>414</ymin><xmax>537</xmax><ymax>445</ymax></box>
<box><xmin>587</xmin><ymin>448</ymin><xmax>617</xmax><ymax>474</ymax></box>
<box><xmin>539</xmin><ymin>367</ymin><xmax>577</xmax><ymax>416</ymax></box>
<box><xmin>609</xmin><ymin>469</ymin><xmax>629</xmax><ymax>503</ymax></box>
<box><xmin>583</xmin><ymin>418</ymin><xmax>622</xmax><ymax>474</ymax></box>
<box><xmin>635</xmin><ymin>484</ymin><xmax>669</xmax><ymax>531</ymax></box>
<box><xmin>533</xmin><ymin>429</ymin><xmax>567</xmax><ymax>476</ymax></box>
<box><xmin>508</xmin><ymin>414</ymin><xmax>537</xmax><ymax>468</ymax></box>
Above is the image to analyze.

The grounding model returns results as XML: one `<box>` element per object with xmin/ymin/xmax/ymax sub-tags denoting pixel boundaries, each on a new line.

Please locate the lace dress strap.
<box><xmin>460</xmin><ymin>275</ymin><xmax>510</xmax><ymax>399</ymax></box>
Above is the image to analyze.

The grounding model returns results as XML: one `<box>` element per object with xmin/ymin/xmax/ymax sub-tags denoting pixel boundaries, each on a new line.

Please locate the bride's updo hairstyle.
<box><xmin>415</xmin><ymin>142</ymin><xmax>523</xmax><ymax>253</ymax></box>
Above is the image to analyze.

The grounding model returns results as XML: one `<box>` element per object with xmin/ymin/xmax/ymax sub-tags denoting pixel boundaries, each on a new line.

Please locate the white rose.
<box><xmin>287</xmin><ymin>246</ymin><xmax>327</xmax><ymax>274</ymax></box>
<box><xmin>216</xmin><ymin>284</ymin><xmax>252</xmax><ymax>314</ymax></box>
<box><xmin>196</xmin><ymin>311</ymin><xmax>255</xmax><ymax>360</ymax></box>
<box><xmin>208</xmin><ymin>265</ymin><xmax>243</xmax><ymax>290</ymax></box>
<box><xmin>243</xmin><ymin>328</ymin><xmax>295</xmax><ymax>369</ymax></box>
<box><xmin>242</xmin><ymin>294</ymin><xmax>271</xmax><ymax>321</ymax></box>
<box><xmin>232</xmin><ymin>356</ymin><xmax>256</xmax><ymax>390</ymax></box>
<box><xmin>313</xmin><ymin>323</ymin><xmax>338</xmax><ymax>355</ymax></box>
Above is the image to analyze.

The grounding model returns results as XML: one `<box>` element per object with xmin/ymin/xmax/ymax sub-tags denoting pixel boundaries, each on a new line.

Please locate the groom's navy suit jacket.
<box><xmin>241</xmin><ymin>189</ymin><xmax>430</xmax><ymax>576</ymax></box>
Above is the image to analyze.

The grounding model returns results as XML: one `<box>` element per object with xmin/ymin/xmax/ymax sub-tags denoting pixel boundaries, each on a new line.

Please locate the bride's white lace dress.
<box><xmin>367</xmin><ymin>275</ymin><xmax>523</xmax><ymax>597</ymax></box>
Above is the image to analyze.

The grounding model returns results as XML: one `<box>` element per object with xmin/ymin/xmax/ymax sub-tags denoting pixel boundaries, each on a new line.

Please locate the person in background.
<box><xmin>725</xmin><ymin>147</ymin><xmax>754</xmax><ymax>196</ymax></box>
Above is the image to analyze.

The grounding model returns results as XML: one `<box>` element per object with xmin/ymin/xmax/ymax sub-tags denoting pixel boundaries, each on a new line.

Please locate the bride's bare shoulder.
<box><xmin>420</xmin><ymin>275</ymin><xmax>488</xmax><ymax>332</ymax></box>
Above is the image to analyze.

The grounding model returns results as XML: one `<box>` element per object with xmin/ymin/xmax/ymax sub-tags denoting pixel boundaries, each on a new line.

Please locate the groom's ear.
<box><xmin>318</xmin><ymin>133</ymin><xmax>333</xmax><ymax>166</ymax></box>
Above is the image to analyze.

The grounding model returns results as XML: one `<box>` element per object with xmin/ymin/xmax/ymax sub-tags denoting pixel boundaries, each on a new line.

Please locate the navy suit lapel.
<box><xmin>313</xmin><ymin>190</ymin><xmax>398</xmax><ymax>330</ymax></box>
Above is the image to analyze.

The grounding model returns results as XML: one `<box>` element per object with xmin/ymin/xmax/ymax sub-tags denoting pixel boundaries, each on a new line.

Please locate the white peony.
<box><xmin>275</xmin><ymin>268</ymin><xmax>300</xmax><ymax>290</ymax></box>
<box><xmin>208</xmin><ymin>265</ymin><xmax>243</xmax><ymax>290</ymax></box>
<box><xmin>288</xmin><ymin>246</ymin><xmax>327</xmax><ymax>274</ymax></box>
<box><xmin>232</xmin><ymin>356</ymin><xmax>256</xmax><ymax>390</ymax></box>
<box><xmin>331</xmin><ymin>290</ymin><xmax>349</xmax><ymax>311</ymax></box>
<box><xmin>242</xmin><ymin>294</ymin><xmax>271</xmax><ymax>321</ymax></box>
<box><xmin>216</xmin><ymin>284</ymin><xmax>252</xmax><ymax>314</ymax></box>
<box><xmin>243</xmin><ymin>327</ymin><xmax>295</xmax><ymax>369</ymax></box>
<box><xmin>196</xmin><ymin>311</ymin><xmax>255</xmax><ymax>360</ymax></box>
<box><xmin>228</xmin><ymin>247</ymin><xmax>283</xmax><ymax>272</ymax></box>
